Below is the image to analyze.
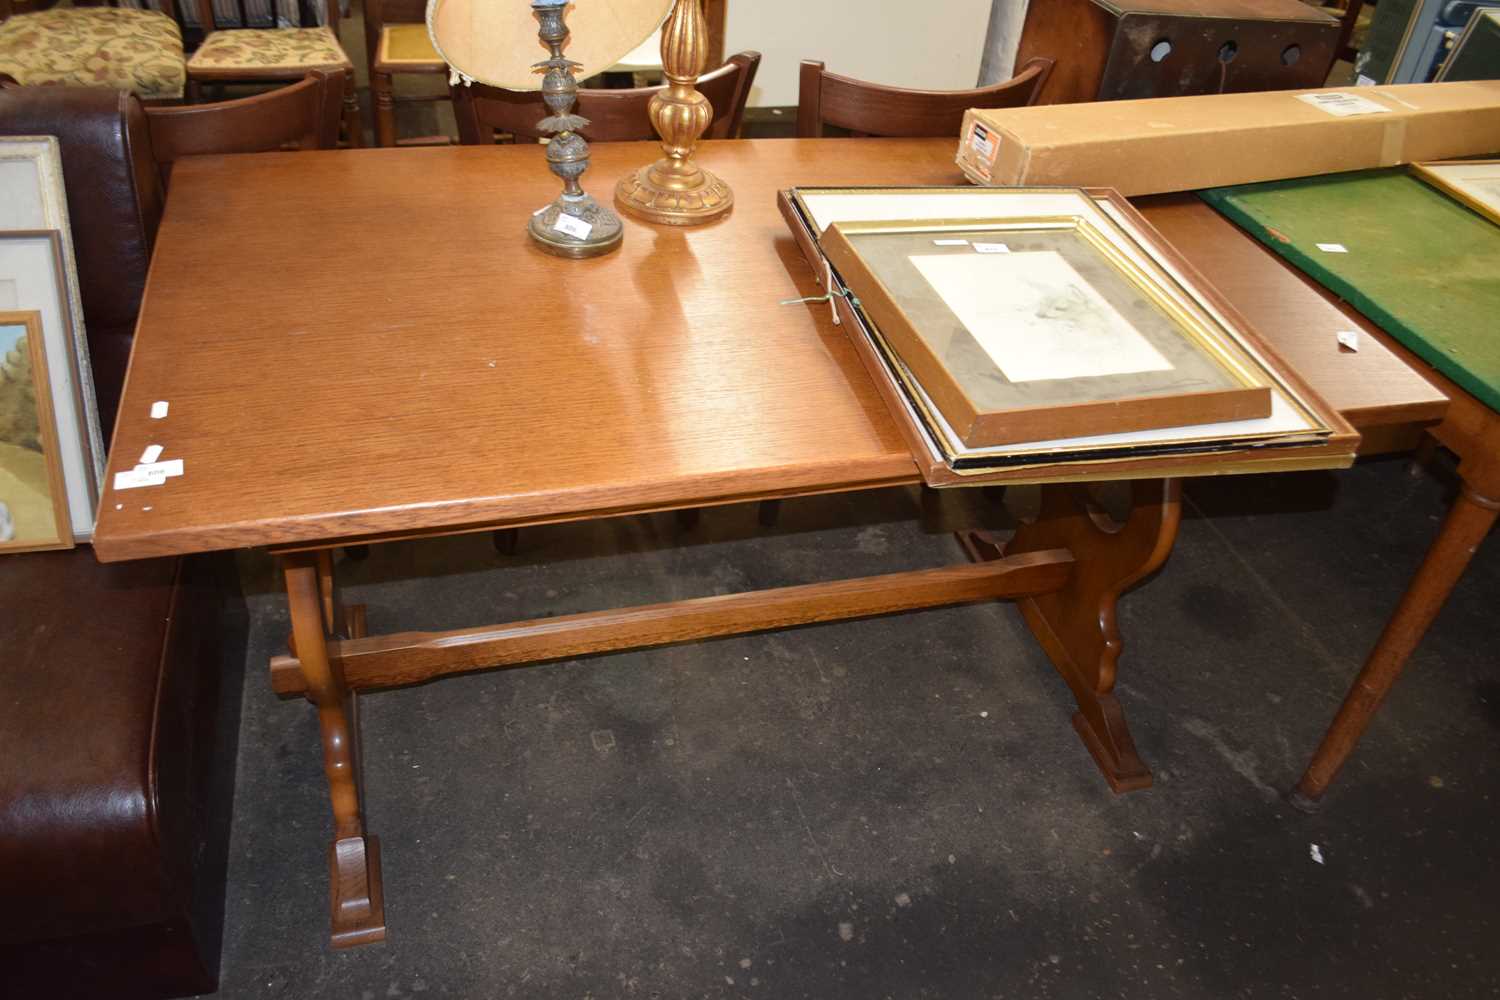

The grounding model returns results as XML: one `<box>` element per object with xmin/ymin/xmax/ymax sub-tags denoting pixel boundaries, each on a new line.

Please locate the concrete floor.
<box><xmin>203</xmin><ymin>455</ymin><xmax>1499</xmax><ymax>999</ymax></box>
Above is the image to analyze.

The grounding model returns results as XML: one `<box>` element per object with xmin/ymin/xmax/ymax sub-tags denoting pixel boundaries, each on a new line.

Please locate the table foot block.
<box><xmin>329</xmin><ymin>834</ymin><xmax>386</xmax><ymax>949</ymax></box>
<box><xmin>1073</xmin><ymin>708</ymin><xmax>1152</xmax><ymax>793</ymax></box>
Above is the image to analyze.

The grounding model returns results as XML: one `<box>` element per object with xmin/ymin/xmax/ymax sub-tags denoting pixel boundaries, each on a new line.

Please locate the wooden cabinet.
<box><xmin>1016</xmin><ymin>0</ymin><xmax>1340</xmax><ymax>104</ymax></box>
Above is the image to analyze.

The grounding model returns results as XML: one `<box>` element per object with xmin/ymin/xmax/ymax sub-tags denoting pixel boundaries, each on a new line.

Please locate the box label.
<box><xmin>1297</xmin><ymin>92</ymin><xmax>1391</xmax><ymax>117</ymax></box>
<box><xmin>968</xmin><ymin>122</ymin><xmax>999</xmax><ymax>180</ymax></box>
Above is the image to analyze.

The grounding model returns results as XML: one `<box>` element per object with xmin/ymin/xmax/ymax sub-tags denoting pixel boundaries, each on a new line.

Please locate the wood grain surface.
<box><xmin>94</xmin><ymin>140</ymin><xmax>969</xmax><ymax>562</ymax></box>
<box><xmin>1134</xmin><ymin>194</ymin><xmax>1448</xmax><ymax>433</ymax></box>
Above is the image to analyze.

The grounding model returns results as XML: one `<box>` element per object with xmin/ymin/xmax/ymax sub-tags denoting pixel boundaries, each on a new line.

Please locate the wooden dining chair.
<box><xmin>184</xmin><ymin>0</ymin><xmax>360</xmax><ymax>146</ymax></box>
<box><xmin>795</xmin><ymin>57</ymin><xmax>1054</xmax><ymax>138</ymax></box>
<box><xmin>0</xmin><ymin>0</ymin><xmax>186</xmax><ymax>102</ymax></box>
<box><xmin>145</xmin><ymin>68</ymin><xmax>343</xmax><ymax>185</ymax></box>
<box><xmin>366</xmin><ymin>0</ymin><xmax>449</xmax><ymax>147</ymax></box>
<box><xmin>452</xmin><ymin>50</ymin><xmax>760</xmax><ymax>145</ymax></box>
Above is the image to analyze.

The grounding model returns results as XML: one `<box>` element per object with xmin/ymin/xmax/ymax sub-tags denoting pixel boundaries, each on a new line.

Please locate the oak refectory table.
<box><xmin>90</xmin><ymin>139</ymin><xmax>1445</xmax><ymax>948</ymax></box>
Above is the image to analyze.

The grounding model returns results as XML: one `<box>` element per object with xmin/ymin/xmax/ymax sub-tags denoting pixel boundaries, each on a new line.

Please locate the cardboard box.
<box><xmin>956</xmin><ymin>81</ymin><xmax>1500</xmax><ymax>196</ymax></box>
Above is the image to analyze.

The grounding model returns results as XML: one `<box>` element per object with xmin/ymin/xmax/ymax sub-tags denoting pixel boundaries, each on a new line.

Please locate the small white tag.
<box><xmin>150</xmin><ymin>400</ymin><xmax>169</xmax><ymax>419</ymax></box>
<box><xmin>972</xmin><ymin>242</ymin><xmax>1010</xmax><ymax>254</ymax></box>
<box><xmin>139</xmin><ymin>444</ymin><xmax>163</xmax><ymax>464</ymax></box>
<box><xmin>1316</xmin><ymin>242</ymin><xmax>1348</xmax><ymax>253</ymax></box>
<box><xmin>136</xmin><ymin>458</ymin><xmax>184</xmax><ymax>479</ymax></box>
<box><xmin>932</xmin><ymin>239</ymin><xmax>969</xmax><ymax>246</ymax></box>
<box><xmin>553</xmin><ymin>214</ymin><xmax>593</xmax><ymax>239</ymax></box>
<box><xmin>1337</xmin><ymin>330</ymin><xmax>1360</xmax><ymax>352</ymax></box>
<box><xmin>1356</xmin><ymin>74</ymin><xmax>1377</xmax><ymax>87</ymax></box>
<box><xmin>114</xmin><ymin>468</ymin><xmax>161</xmax><ymax>490</ymax></box>
<box><xmin>1297</xmin><ymin>92</ymin><xmax>1391</xmax><ymax>118</ymax></box>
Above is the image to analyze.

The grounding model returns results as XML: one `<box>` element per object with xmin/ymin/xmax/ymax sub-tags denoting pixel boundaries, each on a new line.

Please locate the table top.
<box><xmin>1201</xmin><ymin>169</ymin><xmax>1500</xmax><ymax>414</ymax></box>
<box><xmin>91</xmin><ymin>139</ymin><xmax>1448</xmax><ymax>563</ymax></box>
<box><xmin>93</xmin><ymin>140</ymin><xmax>961</xmax><ymax>561</ymax></box>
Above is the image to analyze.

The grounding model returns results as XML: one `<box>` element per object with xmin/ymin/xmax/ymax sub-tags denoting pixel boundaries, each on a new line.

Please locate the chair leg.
<box><xmin>342</xmin><ymin>69</ymin><xmax>363</xmax><ymax>148</ymax></box>
<box><xmin>373</xmin><ymin>69</ymin><xmax>396</xmax><ymax>147</ymax></box>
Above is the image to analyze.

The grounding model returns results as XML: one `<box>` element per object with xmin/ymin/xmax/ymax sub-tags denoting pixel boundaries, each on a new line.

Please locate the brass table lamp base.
<box><xmin>614</xmin><ymin>0</ymin><xmax>731</xmax><ymax>226</ymax></box>
<box><xmin>616</xmin><ymin>160</ymin><xmax>733</xmax><ymax>226</ymax></box>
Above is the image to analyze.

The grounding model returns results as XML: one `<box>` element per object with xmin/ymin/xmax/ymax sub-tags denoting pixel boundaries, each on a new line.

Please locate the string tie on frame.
<box><xmin>778</xmin><ymin>260</ymin><xmax>855</xmax><ymax>325</ymax></box>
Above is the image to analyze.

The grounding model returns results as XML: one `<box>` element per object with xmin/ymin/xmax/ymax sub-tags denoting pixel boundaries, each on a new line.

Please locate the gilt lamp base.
<box><xmin>615</xmin><ymin>160</ymin><xmax>733</xmax><ymax>226</ymax></box>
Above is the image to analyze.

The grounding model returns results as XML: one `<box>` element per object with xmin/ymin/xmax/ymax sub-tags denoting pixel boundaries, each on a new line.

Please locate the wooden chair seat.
<box><xmin>183</xmin><ymin>0</ymin><xmax>361</xmax><ymax>148</ymax></box>
<box><xmin>374</xmin><ymin>23</ymin><xmax>443</xmax><ymax>73</ymax></box>
<box><xmin>453</xmin><ymin>50</ymin><xmax>760</xmax><ymax>144</ymax></box>
<box><xmin>0</xmin><ymin>6</ymin><xmax>184</xmax><ymax>100</ymax></box>
<box><xmin>187</xmin><ymin>25</ymin><xmax>350</xmax><ymax>79</ymax></box>
<box><xmin>796</xmin><ymin>57</ymin><xmax>1054</xmax><ymax>138</ymax></box>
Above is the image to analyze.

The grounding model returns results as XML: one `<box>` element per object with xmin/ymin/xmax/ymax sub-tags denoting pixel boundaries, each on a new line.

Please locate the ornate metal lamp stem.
<box><xmin>614</xmin><ymin>0</ymin><xmax>732</xmax><ymax>225</ymax></box>
<box><xmin>527</xmin><ymin>0</ymin><xmax>623</xmax><ymax>257</ymax></box>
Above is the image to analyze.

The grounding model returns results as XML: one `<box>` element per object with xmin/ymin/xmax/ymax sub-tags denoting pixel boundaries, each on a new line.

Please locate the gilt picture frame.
<box><xmin>0</xmin><ymin>231</ymin><xmax>100</xmax><ymax>539</ymax></box>
<box><xmin>0</xmin><ymin>310</ymin><xmax>73</xmax><ymax>553</ymax></box>
<box><xmin>1410</xmin><ymin>159</ymin><xmax>1500</xmax><ymax>228</ymax></box>
<box><xmin>818</xmin><ymin>203</ymin><xmax>1274</xmax><ymax>448</ymax></box>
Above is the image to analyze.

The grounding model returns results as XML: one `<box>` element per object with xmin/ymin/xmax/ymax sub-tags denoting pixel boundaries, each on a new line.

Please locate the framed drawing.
<box><xmin>0</xmin><ymin>232</ymin><xmax>100</xmax><ymax>539</ymax></box>
<box><xmin>1411</xmin><ymin>159</ymin><xmax>1500</xmax><ymax>227</ymax></box>
<box><xmin>818</xmin><ymin>199</ymin><xmax>1274</xmax><ymax>447</ymax></box>
<box><xmin>778</xmin><ymin>185</ymin><xmax>1356</xmax><ymax>485</ymax></box>
<box><xmin>0</xmin><ymin>138</ymin><xmax>105</xmax><ymax>514</ymax></box>
<box><xmin>0</xmin><ymin>310</ymin><xmax>73</xmax><ymax>553</ymax></box>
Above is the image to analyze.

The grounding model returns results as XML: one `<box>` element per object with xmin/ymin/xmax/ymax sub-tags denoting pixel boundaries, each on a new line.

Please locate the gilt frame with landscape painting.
<box><xmin>0</xmin><ymin>310</ymin><xmax>72</xmax><ymax>553</ymax></box>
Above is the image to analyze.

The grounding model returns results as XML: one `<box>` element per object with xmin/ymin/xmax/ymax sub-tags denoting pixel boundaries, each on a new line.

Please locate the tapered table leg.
<box><xmin>1292</xmin><ymin>483</ymin><xmax>1499</xmax><ymax>809</ymax></box>
<box><xmin>964</xmin><ymin>479</ymin><xmax>1181</xmax><ymax>792</ymax></box>
<box><xmin>284</xmin><ymin>551</ymin><xmax>386</xmax><ymax>948</ymax></box>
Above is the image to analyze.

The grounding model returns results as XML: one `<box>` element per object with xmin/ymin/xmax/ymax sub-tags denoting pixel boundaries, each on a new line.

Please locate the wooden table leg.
<box><xmin>1291</xmin><ymin>482</ymin><xmax>1499</xmax><ymax>809</ymax></box>
<box><xmin>283</xmin><ymin>550</ymin><xmax>386</xmax><ymax>948</ymax></box>
<box><xmin>963</xmin><ymin>479</ymin><xmax>1181</xmax><ymax>792</ymax></box>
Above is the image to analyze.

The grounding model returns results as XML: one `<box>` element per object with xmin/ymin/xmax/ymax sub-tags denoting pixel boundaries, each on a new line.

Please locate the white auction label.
<box><xmin>150</xmin><ymin>400</ymin><xmax>169</xmax><ymax>419</ymax></box>
<box><xmin>1316</xmin><ymin>242</ymin><xmax>1349</xmax><ymax>253</ymax></box>
<box><xmin>115</xmin><ymin>459</ymin><xmax>185</xmax><ymax>491</ymax></box>
<box><xmin>972</xmin><ymin>242</ymin><xmax>1011</xmax><ymax>254</ymax></box>
<box><xmin>553</xmin><ymin>214</ymin><xmax>593</xmax><ymax>239</ymax></box>
<box><xmin>1296</xmin><ymin>92</ymin><xmax>1391</xmax><ymax>117</ymax></box>
<box><xmin>138</xmin><ymin>444</ymin><xmax>163</xmax><ymax>464</ymax></box>
<box><xmin>933</xmin><ymin>239</ymin><xmax>969</xmax><ymax>246</ymax></box>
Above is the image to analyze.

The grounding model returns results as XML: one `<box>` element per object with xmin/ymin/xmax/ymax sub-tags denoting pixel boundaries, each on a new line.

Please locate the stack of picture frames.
<box><xmin>777</xmin><ymin>186</ymin><xmax>1359</xmax><ymax>485</ymax></box>
<box><xmin>0</xmin><ymin>136</ymin><xmax>104</xmax><ymax>553</ymax></box>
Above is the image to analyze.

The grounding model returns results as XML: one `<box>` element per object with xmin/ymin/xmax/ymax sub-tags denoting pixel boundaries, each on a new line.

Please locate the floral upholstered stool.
<box><xmin>187</xmin><ymin>23</ymin><xmax>360</xmax><ymax>145</ymax></box>
<box><xmin>0</xmin><ymin>6</ymin><xmax>185</xmax><ymax>101</ymax></box>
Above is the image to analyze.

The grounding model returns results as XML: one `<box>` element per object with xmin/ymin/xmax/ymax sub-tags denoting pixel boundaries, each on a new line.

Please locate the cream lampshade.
<box><xmin>426</xmin><ymin>0</ymin><xmax>673</xmax><ymax>89</ymax></box>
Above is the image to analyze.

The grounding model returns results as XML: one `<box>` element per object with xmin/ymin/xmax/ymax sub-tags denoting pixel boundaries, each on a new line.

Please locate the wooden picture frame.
<box><xmin>0</xmin><ymin>137</ymin><xmax>104</xmax><ymax>531</ymax></box>
<box><xmin>0</xmin><ymin>310</ymin><xmax>74</xmax><ymax>553</ymax></box>
<box><xmin>1411</xmin><ymin>159</ymin><xmax>1500</xmax><ymax>228</ymax></box>
<box><xmin>0</xmin><ymin>231</ymin><xmax>100</xmax><ymax>540</ymax></box>
<box><xmin>817</xmin><ymin>198</ymin><xmax>1274</xmax><ymax>448</ymax></box>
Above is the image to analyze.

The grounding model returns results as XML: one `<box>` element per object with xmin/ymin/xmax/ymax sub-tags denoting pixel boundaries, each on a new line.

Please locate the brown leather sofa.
<box><xmin>0</xmin><ymin>86</ymin><xmax>245</xmax><ymax>999</ymax></box>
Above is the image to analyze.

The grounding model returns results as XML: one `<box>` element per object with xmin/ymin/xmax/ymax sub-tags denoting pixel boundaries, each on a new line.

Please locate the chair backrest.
<box><xmin>145</xmin><ymin>68</ymin><xmax>343</xmax><ymax>183</ymax></box>
<box><xmin>795</xmin><ymin>57</ymin><xmax>1054</xmax><ymax>138</ymax></box>
<box><xmin>190</xmin><ymin>0</ymin><xmax>336</xmax><ymax>31</ymax></box>
<box><xmin>452</xmin><ymin>50</ymin><xmax>761</xmax><ymax>145</ymax></box>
